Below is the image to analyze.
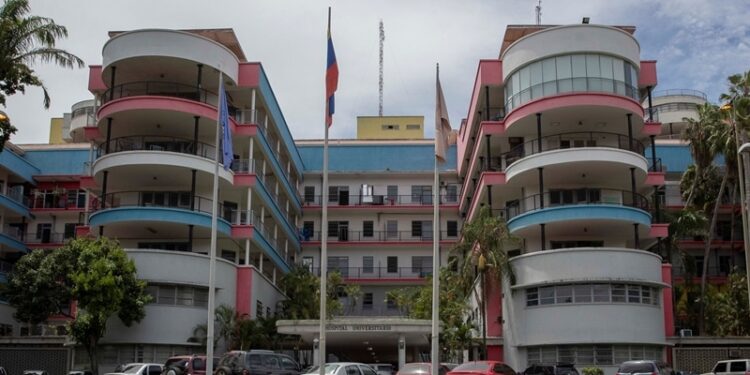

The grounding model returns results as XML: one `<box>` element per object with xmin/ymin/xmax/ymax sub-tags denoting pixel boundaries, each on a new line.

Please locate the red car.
<box><xmin>397</xmin><ymin>363</ymin><xmax>450</xmax><ymax>375</ymax></box>
<box><xmin>447</xmin><ymin>362</ymin><xmax>516</xmax><ymax>375</ymax></box>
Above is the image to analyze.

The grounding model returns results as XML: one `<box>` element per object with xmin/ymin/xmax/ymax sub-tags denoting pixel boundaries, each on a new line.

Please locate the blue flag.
<box><xmin>219</xmin><ymin>79</ymin><xmax>233</xmax><ymax>171</ymax></box>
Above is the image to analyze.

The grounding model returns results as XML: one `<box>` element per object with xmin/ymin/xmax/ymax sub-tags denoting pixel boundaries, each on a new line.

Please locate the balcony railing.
<box><xmin>26</xmin><ymin>193</ymin><xmax>85</xmax><ymax>210</ymax></box>
<box><xmin>302</xmin><ymin>194</ymin><xmax>460</xmax><ymax>206</ymax></box>
<box><xmin>310</xmin><ymin>266</ymin><xmax>433</xmax><ymax>279</ymax></box>
<box><xmin>478</xmin><ymin>131</ymin><xmax>645</xmax><ymax>173</ymax></box>
<box><xmin>492</xmin><ymin>188</ymin><xmax>650</xmax><ymax>221</ymax></box>
<box><xmin>101</xmin><ymin>81</ymin><xmax>224</xmax><ymax>106</ymax></box>
<box><xmin>97</xmin><ymin>135</ymin><xmax>217</xmax><ymax>159</ymax></box>
<box><xmin>300</xmin><ymin>230</ymin><xmax>459</xmax><ymax>242</ymax></box>
<box><xmin>24</xmin><ymin>232</ymin><xmax>68</xmax><ymax>244</ymax></box>
<box><xmin>234</xmin><ymin>109</ymin><xmax>268</xmax><ymax>126</ymax></box>
<box><xmin>92</xmin><ymin>191</ymin><xmax>254</xmax><ymax>226</ymax></box>
<box><xmin>652</xmin><ymin>89</ymin><xmax>707</xmax><ymax>100</ymax></box>
<box><xmin>3</xmin><ymin>186</ymin><xmax>30</xmax><ymax>207</ymax></box>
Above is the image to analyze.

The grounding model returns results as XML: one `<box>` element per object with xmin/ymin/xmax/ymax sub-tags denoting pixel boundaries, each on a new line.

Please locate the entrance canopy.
<box><xmin>277</xmin><ymin>317</ymin><xmax>435</xmax><ymax>364</ymax></box>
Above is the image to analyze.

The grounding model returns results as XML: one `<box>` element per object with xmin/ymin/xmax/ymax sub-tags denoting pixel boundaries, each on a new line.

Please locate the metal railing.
<box><xmin>92</xmin><ymin>191</ymin><xmax>254</xmax><ymax>226</ymax></box>
<box><xmin>101</xmin><ymin>81</ymin><xmax>222</xmax><ymax>106</ymax></box>
<box><xmin>492</xmin><ymin>188</ymin><xmax>649</xmax><ymax>221</ymax></box>
<box><xmin>652</xmin><ymin>89</ymin><xmax>707</xmax><ymax>100</ymax></box>
<box><xmin>310</xmin><ymin>266</ymin><xmax>434</xmax><ymax>279</ymax></box>
<box><xmin>302</xmin><ymin>194</ymin><xmax>459</xmax><ymax>206</ymax></box>
<box><xmin>4</xmin><ymin>186</ymin><xmax>30</xmax><ymax>206</ymax></box>
<box><xmin>506</xmin><ymin>77</ymin><xmax>639</xmax><ymax>112</ymax></box>
<box><xmin>1</xmin><ymin>225</ymin><xmax>23</xmax><ymax>241</ymax></box>
<box><xmin>300</xmin><ymin>230</ymin><xmax>459</xmax><ymax>242</ymax></box>
<box><xmin>24</xmin><ymin>232</ymin><xmax>68</xmax><ymax>244</ymax></box>
<box><xmin>234</xmin><ymin>109</ymin><xmax>268</xmax><ymax>126</ymax></box>
<box><xmin>26</xmin><ymin>194</ymin><xmax>85</xmax><ymax>210</ymax></box>
<box><xmin>96</xmin><ymin>135</ymin><xmax>217</xmax><ymax>159</ymax></box>
<box><xmin>650</xmin><ymin>157</ymin><xmax>664</xmax><ymax>172</ymax></box>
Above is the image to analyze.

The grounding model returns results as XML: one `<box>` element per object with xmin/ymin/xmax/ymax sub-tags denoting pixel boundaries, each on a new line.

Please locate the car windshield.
<box><xmin>454</xmin><ymin>363</ymin><xmax>491</xmax><ymax>371</ymax></box>
<box><xmin>306</xmin><ymin>365</ymin><xmax>340</xmax><ymax>374</ymax></box>
<box><xmin>618</xmin><ymin>363</ymin><xmax>654</xmax><ymax>373</ymax></box>
<box><xmin>122</xmin><ymin>365</ymin><xmax>144</xmax><ymax>374</ymax></box>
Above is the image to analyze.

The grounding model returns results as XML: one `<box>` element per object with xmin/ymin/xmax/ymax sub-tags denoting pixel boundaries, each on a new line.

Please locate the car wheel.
<box><xmin>166</xmin><ymin>367</ymin><xmax>183</xmax><ymax>375</ymax></box>
<box><xmin>216</xmin><ymin>370</ymin><xmax>227</xmax><ymax>375</ymax></box>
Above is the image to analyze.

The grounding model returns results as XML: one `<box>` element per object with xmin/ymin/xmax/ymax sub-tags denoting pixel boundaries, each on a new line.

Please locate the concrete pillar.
<box><xmin>273</xmin><ymin>267</ymin><xmax>277</xmax><ymax>284</ymax></box>
<box><xmin>398</xmin><ymin>335</ymin><xmax>406</xmax><ymax>370</ymax></box>
<box><xmin>251</xmin><ymin>88</ymin><xmax>257</xmax><ymax>123</ymax></box>
<box><xmin>259</xmin><ymin>253</ymin><xmax>264</xmax><ymax>273</ymax></box>
<box><xmin>245</xmin><ymin>239</ymin><xmax>251</xmax><ymax>266</ymax></box>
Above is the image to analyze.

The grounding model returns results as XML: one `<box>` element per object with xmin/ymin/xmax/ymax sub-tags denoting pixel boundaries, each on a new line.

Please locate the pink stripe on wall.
<box><xmin>661</xmin><ymin>263</ymin><xmax>674</xmax><ymax>337</ymax></box>
<box><xmin>236</xmin><ymin>266</ymin><xmax>253</xmax><ymax>316</ymax></box>
<box><xmin>88</xmin><ymin>66</ymin><xmax>106</xmax><ymax>92</ymax></box>
<box><xmin>237</xmin><ymin>63</ymin><xmax>260</xmax><ymax>87</ymax></box>
<box><xmin>486</xmin><ymin>274</ymin><xmax>503</xmax><ymax>337</ymax></box>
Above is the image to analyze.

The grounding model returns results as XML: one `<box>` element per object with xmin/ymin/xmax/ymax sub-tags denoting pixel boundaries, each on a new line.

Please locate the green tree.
<box><xmin>3</xmin><ymin>238</ymin><xmax>150</xmax><ymax>374</ymax></box>
<box><xmin>452</xmin><ymin>205</ymin><xmax>516</xmax><ymax>360</ymax></box>
<box><xmin>278</xmin><ymin>266</ymin><xmax>360</xmax><ymax>319</ymax></box>
<box><xmin>681</xmin><ymin>103</ymin><xmax>721</xmax><ymax>208</ymax></box>
<box><xmin>0</xmin><ymin>0</ymin><xmax>84</xmax><ymax>149</ymax></box>
<box><xmin>708</xmin><ymin>270</ymin><xmax>750</xmax><ymax>336</ymax></box>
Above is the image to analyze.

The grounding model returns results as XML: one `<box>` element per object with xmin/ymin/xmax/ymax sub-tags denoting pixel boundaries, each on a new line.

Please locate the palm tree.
<box><xmin>697</xmin><ymin>110</ymin><xmax>738</xmax><ymax>333</ymax></box>
<box><xmin>0</xmin><ymin>0</ymin><xmax>84</xmax><ymax>148</ymax></box>
<box><xmin>452</xmin><ymin>205</ymin><xmax>516</xmax><ymax>360</ymax></box>
<box><xmin>682</xmin><ymin>103</ymin><xmax>721</xmax><ymax>208</ymax></box>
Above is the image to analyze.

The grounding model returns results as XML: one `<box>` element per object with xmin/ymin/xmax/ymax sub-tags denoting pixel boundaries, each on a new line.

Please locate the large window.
<box><xmin>146</xmin><ymin>284</ymin><xmax>208</xmax><ymax>307</ymax></box>
<box><xmin>527</xmin><ymin>345</ymin><xmax>663</xmax><ymax>366</ymax></box>
<box><xmin>526</xmin><ymin>283</ymin><xmax>659</xmax><ymax>307</ymax></box>
<box><xmin>505</xmin><ymin>53</ymin><xmax>639</xmax><ymax>112</ymax></box>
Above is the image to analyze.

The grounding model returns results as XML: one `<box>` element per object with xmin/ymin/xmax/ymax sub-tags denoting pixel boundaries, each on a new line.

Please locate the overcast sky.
<box><xmin>6</xmin><ymin>0</ymin><xmax>750</xmax><ymax>144</ymax></box>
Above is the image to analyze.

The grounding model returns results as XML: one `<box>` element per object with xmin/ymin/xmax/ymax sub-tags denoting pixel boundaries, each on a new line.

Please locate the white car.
<box><xmin>303</xmin><ymin>363</ymin><xmax>379</xmax><ymax>375</ymax></box>
<box><xmin>105</xmin><ymin>363</ymin><xmax>164</xmax><ymax>375</ymax></box>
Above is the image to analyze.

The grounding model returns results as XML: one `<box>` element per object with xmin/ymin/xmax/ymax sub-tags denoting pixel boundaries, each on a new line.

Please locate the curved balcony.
<box><xmin>101</xmin><ymin>29</ymin><xmax>239</xmax><ymax>85</ymax></box>
<box><xmin>101</xmin><ymin>81</ymin><xmax>222</xmax><ymax>107</ymax></box>
<box><xmin>91</xmin><ymin>136</ymin><xmax>235</xmax><ymax>186</ymax></box>
<box><xmin>88</xmin><ymin>191</ymin><xmax>243</xmax><ymax>235</ymax></box>
<box><xmin>502</xmin><ymin>188</ymin><xmax>651</xmax><ymax>234</ymax></box>
<box><xmin>506</xmin><ymin>247</ymin><xmax>666</xmax><ymax>347</ymax></box>
<box><xmin>652</xmin><ymin>89</ymin><xmax>707</xmax><ymax>101</ymax></box>
<box><xmin>480</xmin><ymin>132</ymin><xmax>649</xmax><ymax>182</ymax></box>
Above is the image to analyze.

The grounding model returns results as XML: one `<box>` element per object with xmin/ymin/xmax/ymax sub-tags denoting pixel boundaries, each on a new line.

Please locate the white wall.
<box><xmin>250</xmin><ymin>266</ymin><xmax>286</xmax><ymax>318</ymax></box>
<box><xmin>501</xmin><ymin>25</ymin><xmax>641</xmax><ymax>79</ymax></box>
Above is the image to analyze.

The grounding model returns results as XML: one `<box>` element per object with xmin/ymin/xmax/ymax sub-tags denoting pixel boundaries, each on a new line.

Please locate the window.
<box><xmin>304</xmin><ymin>186</ymin><xmax>316</xmax><ymax>203</ymax></box>
<box><xmin>447</xmin><ymin>221</ymin><xmax>458</xmax><ymax>237</ymax></box>
<box><xmin>363</xmin><ymin>293</ymin><xmax>374</xmax><ymax>309</ymax></box>
<box><xmin>221</xmin><ymin>250</ymin><xmax>236</xmax><ymax>262</ymax></box>
<box><xmin>36</xmin><ymin>223</ymin><xmax>52</xmax><ymax>243</ymax></box>
<box><xmin>328</xmin><ymin>256</ymin><xmax>349</xmax><ymax>276</ymax></box>
<box><xmin>539</xmin><ymin>286</ymin><xmax>555</xmax><ymax>305</ymax></box>
<box><xmin>386</xmin><ymin>220</ymin><xmax>398</xmax><ymax>238</ymax></box>
<box><xmin>412</xmin><ymin>256</ymin><xmax>432</xmax><ymax>275</ymax></box>
<box><xmin>362</xmin><ymin>256</ymin><xmax>374</xmax><ymax>273</ymax></box>
<box><xmin>64</xmin><ymin>223</ymin><xmax>78</xmax><ymax>240</ymax></box>
<box><xmin>346</xmin><ymin>366</ymin><xmax>361</xmax><ymax>375</ymax></box>
<box><xmin>387</xmin><ymin>256</ymin><xmax>398</xmax><ymax>273</ymax></box>
<box><xmin>627</xmin><ymin>284</ymin><xmax>641</xmax><ymax>303</ymax></box>
<box><xmin>713</xmin><ymin>363</ymin><xmax>728</xmax><ymax>373</ymax></box>
<box><xmin>256</xmin><ymin>301</ymin><xmax>264</xmax><ymax>318</ymax></box>
<box><xmin>138</xmin><ymin>242</ymin><xmax>189</xmax><ymax>251</ymax></box>
<box><xmin>302</xmin><ymin>256</ymin><xmax>314</xmax><ymax>272</ymax></box>
<box><xmin>556</xmin><ymin>285</ymin><xmax>573</xmax><ymax>303</ymax></box>
<box><xmin>574</xmin><ymin>284</ymin><xmax>592</xmax><ymax>303</ymax></box>
<box><xmin>382</xmin><ymin>124</ymin><xmax>399</xmax><ymax>130</ymax></box>
<box><xmin>281</xmin><ymin>358</ymin><xmax>298</xmax><ymax>371</ymax></box>
<box><xmin>387</xmin><ymin>185</ymin><xmax>398</xmax><ymax>201</ymax></box>
<box><xmin>68</xmin><ymin>189</ymin><xmax>86</xmax><ymax>208</ymax></box>
<box><xmin>411</xmin><ymin>185</ymin><xmax>432</xmax><ymax>204</ymax></box>
<box><xmin>412</xmin><ymin>221</ymin><xmax>423</xmax><ymax>237</ymax></box>
<box><xmin>593</xmin><ymin>284</ymin><xmax>610</xmax><ymax>302</ymax></box>
<box><xmin>363</xmin><ymin>221</ymin><xmax>374</xmax><ymax>237</ymax></box>
<box><xmin>526</xmin><ymin>287</ymin><xmax>539</xmax><ymax>306</ymax></box>
<box><xmin>406</xmin><ymin>124</ymin><xmax>420</xmax><ymax>130</ymax></box>
<box><xmin>329</xmin><ymin>186</ymin><xmax>349</xmax><ymax>204</ymax></box>
<box><xmin>302</xmin><ymin>221</ymin><xmax>315</xmax><ymax>240</ymax></box>
<box><xmin>445</xmin><ymin>184</ymin><xmax>458</xmax><ymax>203</ymax></box>
<box><xmin>412</xmin><ymin>220</ymin><xmax>432</xmax><ymax>239</ymax></box>
<box><xmin>611</xmin><ymin>284</ymin><xmax>626</xmax><ymax>302</ymax></box>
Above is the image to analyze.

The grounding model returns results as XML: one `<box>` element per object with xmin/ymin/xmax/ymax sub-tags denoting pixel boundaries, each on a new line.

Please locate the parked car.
<box><xmin>442</xmin><ymin>365</ymin><xmax>459</xmax><ymax>372</ymax></box>
<box><xmin>397</xmin><ymin>363</ymin><xmax>450</xmax><ymax>375</ymax></box>
<box><xmin>303</xmin><ymin>363</ymin><xmax>378</xmax><ymax>375</ymax></box>
<box><xmin>106</xmin><ymin>363</ymin><xmax>164</xmax><ymax>375</ymax></box>
<box><xmin>370</xmin><ymin>364</ymin><xmax>395</xmax><ymax>375</ymax></box>
<box><xmin>216</xmin><ymin>350</ymin><xmax>301</xmax><ymax>375</ymax></box>
<box><xmin>523</xmin><ymin>363</ymin><xmax>578</xmax><ymax>375</ymax></box>
<box><xmin>0</xmin><ymin>367</ymin><xmax>7</xmax><ymax>375</ymax></box>
<box><xmin>448</xmin><ymin>361</ymin><xmax>516</xmax><ymax>375</ymax></box>
<box><xmin>705</xmin><ymin>360</ymin><xmax>750</xmax><ymax>375</ymax></box>
<box><xmin>616</xmin><ymin>360</ymin><xmax>673</xmax><ymax>375</ymax></box>
<box><xmin>24</xmin><ymin>371</ymin><xmax>50</xmax><ymax>375</ymax></box>
<box><xmin>163</xmin><ymin>356</ymin><xmax>216</xmax><ymax>375</ymax></box>
<box><xmin>69</xmin><ymin>371</ymin><xmax>94</xmax><ymax>375</ymax></box>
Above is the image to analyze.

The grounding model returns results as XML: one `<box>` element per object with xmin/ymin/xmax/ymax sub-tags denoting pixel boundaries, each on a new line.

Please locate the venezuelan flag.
<box><xmin>326</xmin><ymin>21</ymin><xmax>338</xmax><ymax>127</ymax></box>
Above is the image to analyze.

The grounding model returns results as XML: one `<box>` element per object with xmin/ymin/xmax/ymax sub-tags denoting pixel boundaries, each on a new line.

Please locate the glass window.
<box><xmin>730</xmin><ymin>362</ymin><xmax>746</xmax><ymax>372</ymax></box>
<box><xmin>281</xmin><ymin>358</ymin><xmax>298</xmax><ymax>371</ymax></box>
<box><xmin>362</xmin><ymin>256</ymin><xmax>373</xmax><ymax>273</ymax></box>
<box><xmin>593</xmin><ymin>284</ymin><xmax>610</xmax><ymax>302</ymax></box>
<box><xmin>576</xmin><ymin>345</ymin><xmax>594</xmax><ymax>365</ymax></box>
<box><xmin>571</xmin><ymin>55</ymin><xmax>587</xmax><ymax>77</ymax></box>
<box><xmin>530</xmin><ymin>61</ymin><xmax>543</xmax><ymax>99</ymax></box>
<box><xmin>363</xmin><ymin>293</ymin><xmax>373</xmax><ymax>309</ymax></box>
<box><xmin>540</xmin><ymin>286</ymin><xmax>555</xmax><ymax>305</ymax></box>
<box><xmin>387</xmin><ymin>256</ymin><xmax>398</xmax><ymax>273</ymax></box>
<box><xmin>556</xmin><ymin>285</ymin><xmax>573</xmax><ymax>303</ymax></box>
<box><xmin>541</xmin><ymin>347</ymin><xmax>556</xmax><ymax>364</ymax></box>
<box><xmin>527</xmin><ymin>288</ymin><xmax>539</xmax><ymax>306</ymax></box>
<box><xmin>613</xmin><ymin>346</ymin><xmax>631</xmax><ymax>364</ymax></box>
<box><xmin>627</xmin><ymin>284</ymin><xmax>641</xmax><ymax>303</ymax></box>
<box><xmin>574</xmin><ymin>284</ymin><xmax>592</xmax><ymax>303</ymax></box>
<box><xmin>713</xmin><ymin>363</ymin><xmax>727</xmax><ymax>373</ymax></box>
<box><xmin>447</xmin><ymin>221</ymin><xmax>458</xmax><ymax>237</ymax></box>
<box><xmin>386</xmin><ymin>220</ymin><xmax>398</xmax><ymax>238</ymax></box>
<box><xmin>641</xmin><ymin>286</ymin><xmax>651</xmax><ymax>305</ymax></box>
<box><xmin>595</xmin><ymin>345</ymin><xmax>613</xmax><ymax>365</ymax></box>
<box><xmin>158</xmin><ymin>286</ymin><xmax>175</xmax><ymax>304</ymax></box>
<box><xmin>612</xmin><ymin>284</ymin><xmax>626</xmax><ymax>302</ymax></box>
<box><xmin>363</xmin><ymin>221</ymin><xmax>374</xmax><ymax>237</ymax></box>
<box><xmin>558</xmin><ymin>347</ymin><xmax>574</xmax><ymax>363</ymax></box>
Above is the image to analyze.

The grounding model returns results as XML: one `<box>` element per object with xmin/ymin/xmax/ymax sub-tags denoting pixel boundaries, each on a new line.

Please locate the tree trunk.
<box><xmin>730</xmin><ymin>182</ymin><xmax>738</xmax><ymax>257</ymax></box>
<box><xmin>699</xmin><ymin>172</ymin><xmax>728</xmax><ymax>334</ymax></box>
<box><xmin>86</xmin><ymin>335</ymin><xmax>99</xmax><ymax>375</ymax></box>
<box><xmin>684</xmin><ymin>165</ymin><xmax>701</xmax><ymax>209</ymax></box>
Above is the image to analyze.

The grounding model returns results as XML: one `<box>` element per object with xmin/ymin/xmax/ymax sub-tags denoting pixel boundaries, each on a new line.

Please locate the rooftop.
<box><xmin>499</xmin><ymin>24</ymin><xmax>636</xmax><ymax>56</ymax></box>
<box><xmin>108</xmin><ymin>28</ymin><xmax>247</xmax><ymax>62</ymax></box>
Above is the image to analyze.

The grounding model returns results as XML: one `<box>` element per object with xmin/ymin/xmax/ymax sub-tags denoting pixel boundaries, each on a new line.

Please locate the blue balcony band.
<box><xmin>507</xmin><ymin>204</ymin><xmax>652</xmax><ymax>232</ymax></box>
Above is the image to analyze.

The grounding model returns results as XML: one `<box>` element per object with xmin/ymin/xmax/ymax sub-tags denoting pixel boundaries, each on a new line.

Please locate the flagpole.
<box><xmin>431</xmin><ymin>63</ymin><xmax>440</xmax><ymax>375</ymax></box>
<box><xmin>318</xmin><ymin>7</ymin><xmax>331</xmax><ymax>375</ymax></box>
<box><xmin>206</xmin><ymin>70</ymin><xmax>222</xmax><ymax>375</ymax></box>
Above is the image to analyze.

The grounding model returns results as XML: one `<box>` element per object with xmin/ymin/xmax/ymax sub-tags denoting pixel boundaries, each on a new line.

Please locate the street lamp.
<box><xmin>0</xmin><ymin>111</ymin><xmax>8</xmax><ymax>122</ymax></box>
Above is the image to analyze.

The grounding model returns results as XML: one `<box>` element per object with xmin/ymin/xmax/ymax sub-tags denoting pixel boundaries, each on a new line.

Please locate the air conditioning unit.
<box><xmin>679</xmin><ymin>329</ymin><xmax>693</xmax><ymax>337</ymax></box>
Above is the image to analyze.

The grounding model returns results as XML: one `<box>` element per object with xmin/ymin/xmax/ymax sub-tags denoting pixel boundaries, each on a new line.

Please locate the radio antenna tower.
<box><xmin>379</xmin><ymin>19</ymin><xmax>385</xmax><ymax>116</ymax></box>
<box><xmin>535</xmin><ymin>0</ymin><xmax>542</xmax><ymax>25</ymax></box>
